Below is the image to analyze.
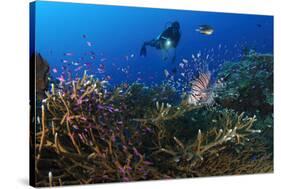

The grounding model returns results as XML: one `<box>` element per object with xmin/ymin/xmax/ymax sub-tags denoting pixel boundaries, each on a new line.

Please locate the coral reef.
<box><xmin>214</xmin><ymin>51</ymin><xmax>273</xmax><ymax>148</ymax></box>
<box><xmin>136</xmin><ymin>106</ymin><xmax>263</xmax><ymax>177</ymax></box>
<box><xmin>34</xmin><ymin>66</ymin><xmax>272</xmax><ymax>187</ymax></box>
<box><xmin>192</xmin><ymin>136</ymin><xmax>273</xmax><ymax>176</ymax></box>
<box><xmin>36</xmin><ymin>72</ymin><xmax>162</xmax><ymax>186</ymax></box>
<box><xmin>32</xmin><ymin>53</ymin><xmax>50</xmax><ymax>100</ymax></box>
<box><xmin>215</xmin><ymin>52</ymin><xmax>273</xmax><ymax>120</ymax></box>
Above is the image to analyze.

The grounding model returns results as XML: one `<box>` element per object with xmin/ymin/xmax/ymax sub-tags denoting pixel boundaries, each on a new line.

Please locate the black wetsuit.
<box><xmin>140</xmin><ymin>23</ymin><xmax>181</xmax><ymax>58</ymax></box>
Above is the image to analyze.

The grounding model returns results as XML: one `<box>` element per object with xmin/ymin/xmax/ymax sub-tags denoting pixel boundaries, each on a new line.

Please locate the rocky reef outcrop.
<box><xmin>33</xmin><ymin>53</ymin><xmax>50</xmax><ymax>100</ymax></box>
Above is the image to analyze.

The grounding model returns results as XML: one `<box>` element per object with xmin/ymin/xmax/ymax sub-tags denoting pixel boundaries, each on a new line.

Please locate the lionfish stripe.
<box><xmin>192</xmin><ymin>83</ymin><xmax>204</xmax><ymax>91</ymax></box>
<box><xmin>197</xmin><ymin>77</ymin><xmax>207</xmax><ymax>89</ymax></box>
<box><xmin>193</xmin><ymin>93</ymin><xmax>202</xmax><ymax>97</ymax></box>
<box><xmin>199</xmin><ymin>77</ymin><xmax>207</xmax><ymax>88</ymax></box>
<box><xmin>201</xmin><ymin>73</ymin><xmax>210</xmax><ymax>88</ymax></box>
<box><xmin>191</xmin><ymin>93</ymin><xmax>201</xmax><ymax>101</ymax></box>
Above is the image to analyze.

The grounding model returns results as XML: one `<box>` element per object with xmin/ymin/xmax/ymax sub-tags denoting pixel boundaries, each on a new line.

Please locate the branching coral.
<box><xmin>214</xmin><ymin>52</ymin><xmax>273</xmax><ymax>152</ymax></box>
<box><xmin>133</xmin><ymin>98</ymin><xmax>202</xmax><ymax>126</ymax></box>
<box><xmin>133</xmin><ymin>102</ymin><xmax>184</xmax><ymax>124</ymax></box>
<box><xmin>192</xmin><ymin>135</ymin><xmax>273</xmax><ymax>176</ymax></box>
<box><xmin>34</xmin><ymin>71</ymin><xmax>272</xmax><ymax>187</ymax></box>
<box><xmin>137</xmin><ymin>107</ymin><xmax>261</xmax><ymax>176</ymax></box>
<box><xmin>194</xmin><ymin>111</ymin><xmax>260</xmax><ymax>155</ymax></box>
<box><xmin>35</xmin><ymin>72</ymin><xmax>162</xmax><ymax>187</ymax></box>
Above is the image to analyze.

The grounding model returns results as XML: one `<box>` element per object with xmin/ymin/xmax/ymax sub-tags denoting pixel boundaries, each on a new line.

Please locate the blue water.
<box><xmin>33</xmin><ymin>1</ymin><xmax>273</xmax><ymax>87</ymax></box>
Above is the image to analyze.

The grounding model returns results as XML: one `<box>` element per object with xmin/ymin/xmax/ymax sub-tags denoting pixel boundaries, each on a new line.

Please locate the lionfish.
<box><xmin>187</xmin><ymin>71</ymin><xmax>215</xmax><ymax>106</ymax></box>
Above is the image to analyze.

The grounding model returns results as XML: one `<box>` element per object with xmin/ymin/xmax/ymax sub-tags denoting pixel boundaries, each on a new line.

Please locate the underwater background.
<box><xmin>34</xmin><ymin>1</ymin><xmax>273</xmax><ymax>86</ymax></box>
<box><xmin>31</xmin><ymin>1</ymin><xmax>274</xmax><ymax>187</ymax></box>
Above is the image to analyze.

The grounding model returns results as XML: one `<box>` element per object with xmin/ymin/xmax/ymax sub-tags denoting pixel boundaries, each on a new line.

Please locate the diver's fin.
<box><xmin>140</xmin><ymin>44</ymin><xmax>147</xmax><ymax>57</ymax></box>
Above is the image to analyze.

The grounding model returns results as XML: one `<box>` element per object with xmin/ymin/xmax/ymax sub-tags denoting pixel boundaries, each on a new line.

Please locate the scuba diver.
<box><xmin>140</xmin><ymin>21</ymin><xmax>181</xmax><ymax>63</ymax></box>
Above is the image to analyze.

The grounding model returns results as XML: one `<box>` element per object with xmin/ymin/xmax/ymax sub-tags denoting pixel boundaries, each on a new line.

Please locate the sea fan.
<box><xmin>187</xmin><ymin>71</ymin><xmax>215</xmax><ymax>106</ymax></box>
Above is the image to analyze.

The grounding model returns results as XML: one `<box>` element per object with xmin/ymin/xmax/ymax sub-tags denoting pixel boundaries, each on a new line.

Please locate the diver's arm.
<box><xmin>160</xmin><ymin>27</ymin><xmax>173</xmax><ymax>40</ymax></box>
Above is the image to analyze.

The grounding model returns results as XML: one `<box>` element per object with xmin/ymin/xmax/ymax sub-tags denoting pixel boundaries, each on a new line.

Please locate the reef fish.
<box><xmin>196</xmin><ymin>25</ymin><xmax>214</xmax><ymax>35</ymax></box>
<box><xmin>61</xmin><ymin>59</ymin><xmax>68</xmax><ymax>63</ymax></box>
<box><xmin>179</xmin><ymin>63</ymin><xmax>184</xmax><ymax>68</ymax></box>
<box><xmin>100</xmin><ymin>58</ymin><xmax>107</xmax><ymax>62</ymax></box>
<box><xmin>52</xmin><ymin>68</ymin><xmax>58</xmax><ymax>73</ymax></box>
<box><xmin>98</xmin><ymin>64</ymin><xmax>105</xmax><ymax>73</ymax></box>
<box><xmin>57</xmin><ymin>75</ymin><xmax>65</xmax><ymax>83</ymax></box>
<box><xmin>86</xmin><ymin>41</ymin><xmax>92</xmax><ymax>47</ymax></box>
<box><xmin>164</xmin><ymin>69</ymin><xmax>169</xmax><ymax>78</ymax></box>
<box><xmin>188</xmin><ymin>71</ymin><xmax>214</xmax><ymax>106</ymax></box>
<box><xmin>182</xmin><ymin>58</ymin><xmax>188</xmax><ymax>64</ymax></box>
<box><xmin>74</xmin><ymin>66</ymin><xmax>83</xmax><ymax>72</ymax></box>
<box><xmin>64</xmin><ymin>52</ymin><xmax>73</xmax><ymax>56</ymax></box>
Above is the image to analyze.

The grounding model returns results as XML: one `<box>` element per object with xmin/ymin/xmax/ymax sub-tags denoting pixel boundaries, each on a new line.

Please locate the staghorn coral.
<box><xmin>132</xmin><ymin>95</ymin><xmax>203</xmax><ymax>126</ymax></box>
<box><xmin>35</xmin><ymin>71</ymin><xmax>272</xmax><ymax>187</ymax></box>
<box><xmin>36</xmin><ymin>72</ymin><xmax>162</xmax><ymax>187</ymax></box>
<box><xmin>214</xmin><ymin>51</ymin><xmax>273</xmax><ymax>150</ymax></box>
<box><xmin>192</xmin><ymin>136</ymin><xmax>273</xmax><ymax>176</ymax></box>
<box><xmin>137</xmin><ymin>106</ymin><xmax>262</xmax><ymax>176</ymax></box>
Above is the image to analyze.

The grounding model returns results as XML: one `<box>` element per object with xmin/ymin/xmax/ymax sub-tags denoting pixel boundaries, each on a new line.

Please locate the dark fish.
<box><xmin>196</xmin><ymin>25</ymin><xmax>214</xmax><ymax>35</ymax></box>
